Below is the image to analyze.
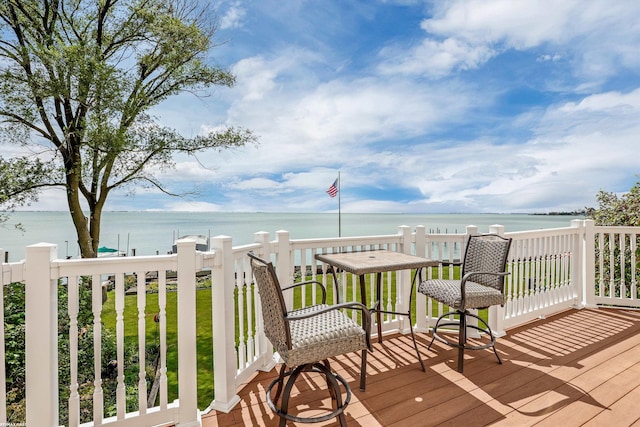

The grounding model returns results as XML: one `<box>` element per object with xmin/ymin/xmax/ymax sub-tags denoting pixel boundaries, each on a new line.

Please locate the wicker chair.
<box><xmin>248</xmin><ymin>252</ymin><xmax>372</xmax><ymax>426</ymax></box>
<box><xmin>416</xmin><ymin>234</ymin><xmax>512</xmax><ymax>373</ymax></box>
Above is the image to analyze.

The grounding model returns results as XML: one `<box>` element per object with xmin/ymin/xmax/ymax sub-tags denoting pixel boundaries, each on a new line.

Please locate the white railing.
<box><xmin>584</xmin><ymin>221</ymin><xmax>640</xmax><ymax>307</ymax></box>
<box><xmin>0</xmin><ymin>219</ymin><xmax>638</xmax><ymax>426</ymax></box>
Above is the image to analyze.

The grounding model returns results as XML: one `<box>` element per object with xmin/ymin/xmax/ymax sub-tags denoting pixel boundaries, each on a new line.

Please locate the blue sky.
<box><xmin>24</xmin><ymin>0</ymin><xmax>640</xmax><ymax>213</ymax></box>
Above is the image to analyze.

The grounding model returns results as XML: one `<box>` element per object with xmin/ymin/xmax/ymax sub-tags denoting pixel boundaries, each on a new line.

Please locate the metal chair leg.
<box><xmin>265</xmin><ymin>362</ymin><xmax>352</xmax><ymax>426</ymax></box>
<box><xmin>457</xmin><ymin>311</ymin><xmax>467</xmax><ymax>373</ymax></box>
<box><xmin>360</xmin><ymin>349</ymin><xmax>367</xmax><ymax>391</ymax></box>
<box><xmin>429</xmin><ymin>309</ymin><xmax>502</xmax><ymax>373</ymax></box>
<box><xmin>408</xmin><ymin>314</ymin><xmax>425</xmax><ymax>372</ymax></box>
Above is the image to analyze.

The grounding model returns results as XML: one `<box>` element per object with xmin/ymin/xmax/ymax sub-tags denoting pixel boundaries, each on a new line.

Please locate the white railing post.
<box><xmin>581</xmin><ymin>219</ymin><xmax>597</xmax><ymax>308</ymax></box>
<box><xmin>25</xmin><ymin>243</ymin><xmax>58</xmax><ymax>427</ymax></box>
<box><xmin>398</xmin><ymin>225</ymin><xmax>413</xmax><ymax>333</ymax></box>
<box><xmin>176</xmin><ymin>239</ymin><xmax>200</xmax><ymax>427</ymax></box>
<box><xmin>0</xmin><ymin>249</ymin><xmax>7</xmax><ymax>424</ymax></box>
<box><xmin>488</xmin><ymin>225</ymin><xmax>506</xmax><ymax>337</ymax></box>
<box><xmin>253</xmin><ymin>232</ymin><xmax>275</xmax><ymax>372</ymax></box>
<box><xmin>275</xmin><ymin>231</ymin><xmax>293</xmax><ymax>310</ymax></box>
<box><xmin>569</xmin><ymin>219</ymin><xmax>583</xmax><ymax>307</ymax></box>
<box><xmin>208</xmin><ymin>236</ymin><xmax>241</xmax><ymax>413</ymax></box>
<box><xmin>414</xmin><ymin>226</ymin><xmax>428</xmax><ymax>332</ymax></box>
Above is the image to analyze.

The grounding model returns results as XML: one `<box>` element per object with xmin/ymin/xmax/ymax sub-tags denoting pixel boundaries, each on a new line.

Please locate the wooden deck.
<box><xmin>201</xmin><ymin>308</ymin><xmax>640</xmax><ymax>426</ymax></box>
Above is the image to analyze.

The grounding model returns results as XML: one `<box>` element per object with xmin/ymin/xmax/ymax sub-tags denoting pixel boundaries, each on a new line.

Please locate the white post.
<box><xmin>488</xmin><ymin>225</ymin><xmax>506</xmax><ymax>337</ymax></box>
<box><xmin>253</xmin><ymin>232</ymin><xmax>275</xmax><ymax>371</ymax></box>
<box><xmin>466</xmin><ymin>225</ymin><xmax>479</xmax><ymax>236</ymax></box>
<box><xmin>208</xmin><ymin>236</ymin><xmax>241</xmax><ymax>413</ymax></box>
<box><xmin>275</xmin><ymin>231</ymin><xmax>293</xmax><ymax>310</ymax></box>
<box><xmin>25</xmin><ymin>243</ymin><xmax>58</xmax><ymax>427</ymax></box>
<box><xmin>176</xmin><ymin>239</ymin><xmax>200</xmax><ymax>427</ymax></box>
<box><xmin>398</xmin><ymin>225</ymin><xmax>413</xmax><ymax>333</ymax></box>
<box><xmin>68</xmin><ymin>276</ymin><xmax>80</xmax><ymax>427</ymax></box>
<box><xmin>414</xmin><ymin>226</ymin><xmax>428</xmax><ymax>332</ymax></box>
<box><xmin>0</xmin><ymin>249</ymin><xmax>7</xmax><ymax>423</ymax></box>
<box><xmin>580</xmin><ymin>219</ymin><xmax>596</xmax><ymax>308</ymax></box>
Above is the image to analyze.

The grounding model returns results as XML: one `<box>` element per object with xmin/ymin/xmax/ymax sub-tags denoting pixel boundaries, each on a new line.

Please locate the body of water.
<box><xmin>0</xmin><ymin>211</ymin><xmax>585</xmax><ymax>261</ymax></box>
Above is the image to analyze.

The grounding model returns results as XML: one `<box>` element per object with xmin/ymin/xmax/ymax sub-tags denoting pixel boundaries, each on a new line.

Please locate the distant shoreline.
<box><xmin>4</xmin><ymin>210</ymin><xmax>588</xmax><ymax>215</ymax></box>
<box><xmin>530</xmin><ymin>210</ymin><xmax>587</xmax><ymax>216</ymax></box>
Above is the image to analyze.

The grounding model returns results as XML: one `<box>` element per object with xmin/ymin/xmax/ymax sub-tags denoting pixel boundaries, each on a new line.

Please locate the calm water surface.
<box><xmin>0</xmin><ymin>211</ymin><xmax>584</xmax><ymax>261</ymax></box>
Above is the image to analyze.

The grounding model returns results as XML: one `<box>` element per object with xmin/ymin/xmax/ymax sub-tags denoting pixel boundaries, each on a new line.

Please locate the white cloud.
<box><xmin>537</xmin><ymin>53</ymin><xmax>562</xmax><ymax>62</ymax></box>
<box><xmin>378</xmin><ymin>0</ymin><xmax>640</xmax><ymax>83</ymax></box>
<box><xmin>378</xmin><ymin>37</ymin><xmax>496</xmax><ymax>77</ymax></box>
<box><xmin>230</xmin><ymin>177</ymin><xmax>280</xmax><ymax>191</ymax></box>
<box><xmin>422</xmin><ymin>0</ymin><xmax>579</xmax><ymax>47</ymax></box>
<box><xmin>231</xmin><ymin>56</ymin><xmax>278</xmax><ymax>101</ymax></box>
<box><xmin>219</xmin><ymin>2</ymin><xmax>247</xmax><ymax>30</ymax></box>
<box><xmin>558</xmin><ymin>88</ymin><xmax>640</xmax><ymax>113</ymax></box>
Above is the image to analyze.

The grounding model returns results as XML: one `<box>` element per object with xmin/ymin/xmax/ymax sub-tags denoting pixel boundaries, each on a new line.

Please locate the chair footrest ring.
<box><xmin>266</xmin><ymin>362</ymin><xmax>351</xmax><ymax>424</ymax></box>
<box><xmin>431</xmin><ymin>311</ymin><xmax>496</xmax><ymax>351</ymax></box>
<box><xmin>432</xmin><ymin>322</ymin><xmax>497</xmax><ymax>350</ymax></box>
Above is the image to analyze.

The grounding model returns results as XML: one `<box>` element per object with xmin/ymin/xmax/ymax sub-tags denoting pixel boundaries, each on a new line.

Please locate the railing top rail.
<box><xmin>231</xmin><ymin>243</ymin><xmax>263</xmax><ymax>255</ymax></box>
<box><xmin>593</xmin><ymin>225</ymin><xmax>640</xmax><ymax>233</ymax></box>
<box><xmin>504</xmin><ymin>226</ymin><xmax>580</xmax><ymax>239</ymax></box>
<box><xmin>1</xmin><ymin>259</ymin><xmax>25</xmax><ymax>285</ymax></box>
<box><xmin>53</xmin><ymin>253</ymin><xmax>179</xmax><ymax>277</ymax></box>
<box><xmin>284</xmin><ymin>234</ymin><xmax>405</xmax><ymax>247</ymax></box>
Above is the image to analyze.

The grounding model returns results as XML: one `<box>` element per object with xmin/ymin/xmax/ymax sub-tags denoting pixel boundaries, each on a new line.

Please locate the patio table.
<box><xmin>314</xmin><ymin>249</ymin><xmax>438</xmax><ymax>370</ymax></box>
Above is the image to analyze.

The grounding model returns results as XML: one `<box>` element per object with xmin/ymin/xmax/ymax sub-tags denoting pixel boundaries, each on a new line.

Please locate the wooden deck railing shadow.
<box><xmin>426</xmin><ymin>307</ymin><xmax>640</xmax><ymax>425</ymax></box>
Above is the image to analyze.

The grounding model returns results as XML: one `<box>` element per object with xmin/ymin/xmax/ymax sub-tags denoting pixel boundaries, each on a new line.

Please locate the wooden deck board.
<box><xmin>201</xmin><ymin>308</ymin><xmax>640</xmax><ymax>426</ymax></box>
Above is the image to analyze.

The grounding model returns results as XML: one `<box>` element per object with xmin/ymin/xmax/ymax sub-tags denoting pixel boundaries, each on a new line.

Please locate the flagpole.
<box><xmin>338</xmin><ymin>171</ymin><xmax>341</xmax><ymax>237</ymax></box>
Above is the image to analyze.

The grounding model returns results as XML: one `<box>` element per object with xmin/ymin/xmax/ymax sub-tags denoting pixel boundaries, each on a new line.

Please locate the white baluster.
<box><xmin>92</xmin><ymin>274</ymin><xmax>104</xmax><ymax>424</ymax></box>
<box><xmin>246</xmin><ymin>260</ymin><xmax>255</xmax><ymax>364</ymax></box>
<box><xmin>0</xmin><ymin>249</ymin><xmax>7</xmax><ymax>424</ymax></box>
<box><xmin>115</xmin><ymin>273</ymin><xmax>125</xmax><ymax>419</ymax></box>
<box><xmin>68</xmin><ymin>276</ymin><xmax>80</xmax><ymax>427</ymax></box>
<box><xmin>237</xmin><ymin>267</ymin><xmax>246</xmax><ymax>369</ymax></box>
<box><xmin>158</xmin><ymin>270</ymin><xmax>168</xmax><ymax>409</ymax></box>
<box><xmin>137</xmin><ymin>271</ymin><xmax>147</xmax><ymax>414</ymax></box>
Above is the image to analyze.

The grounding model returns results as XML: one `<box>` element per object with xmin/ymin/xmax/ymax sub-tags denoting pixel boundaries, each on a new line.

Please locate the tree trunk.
<box><xmin>66</xmin><ymin>165</ymin><xmax>96</xmax><ymax>258</ymax></box>
<box><xmin>89</xmin><ymin>199</ymin><xmax>105</xmax><ymax>257</ymax></box>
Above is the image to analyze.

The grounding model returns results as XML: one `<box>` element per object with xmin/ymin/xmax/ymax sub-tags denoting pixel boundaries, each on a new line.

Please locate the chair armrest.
<box><xmin>461</xmin><ymin>271</ymin><xmax>510</xmax><ymax>284</ymax></box>
<box><xmin>281</xmin><ymin>280</ymin><xmax>327</xmax><ymax>303</ymax></box>
<box><xmin>286</xmin><ymin>302</ymin><xmax>372</xmax><ymax>350</ymax></box>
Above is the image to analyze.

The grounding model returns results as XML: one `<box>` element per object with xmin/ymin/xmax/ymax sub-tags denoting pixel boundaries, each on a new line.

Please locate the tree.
<box><xmin>0</xmin><ymin>0</ymin><xmax>256</xmax><ymax>257</ymax></box>
<box><xmin>585</xmin><ymin>180</ymin><xmax>640</xmax><ymax>226</ymax></box>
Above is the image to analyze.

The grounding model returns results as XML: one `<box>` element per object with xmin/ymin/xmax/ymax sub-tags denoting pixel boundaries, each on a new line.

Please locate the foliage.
<box><xmin>585</xmin><ymin>180</ymin><xmax>640</xmax><ymax>226</ymax></box>
<box><xmin>4</xmin><ymin>278</ymin><xmax>141</xmax><ymax>425</ymax></box>
<box><xmin>586</xmin><ymin>180</ymin><xmax>640</xmax><ymax>298</ymax></box>
<box><xmin>4</xmin><ymin>283</ymin><xmax>26</xmax><ymax>424</ymax></box>
<box><xmin>0</xmin><ymin>0</ymin><xmax>257</xmax><ymax>257</ymax></box>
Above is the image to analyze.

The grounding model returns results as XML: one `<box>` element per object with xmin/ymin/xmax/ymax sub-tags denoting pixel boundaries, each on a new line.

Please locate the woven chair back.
<box><xmin>249</xmin><ymin>253</ymin><xmax>291</xmax><ymax>351</ymax></box>
<box><xmin>462</xmin><ymin>234</ymin><xmax>512</xmax><ymax>291</ymax></box>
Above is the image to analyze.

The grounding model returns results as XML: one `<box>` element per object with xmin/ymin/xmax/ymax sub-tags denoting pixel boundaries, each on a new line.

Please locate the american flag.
<box><xmin>326</xmin><ymin>178</ymin><xmax>338</xmax><ymax>198</ymax></box>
